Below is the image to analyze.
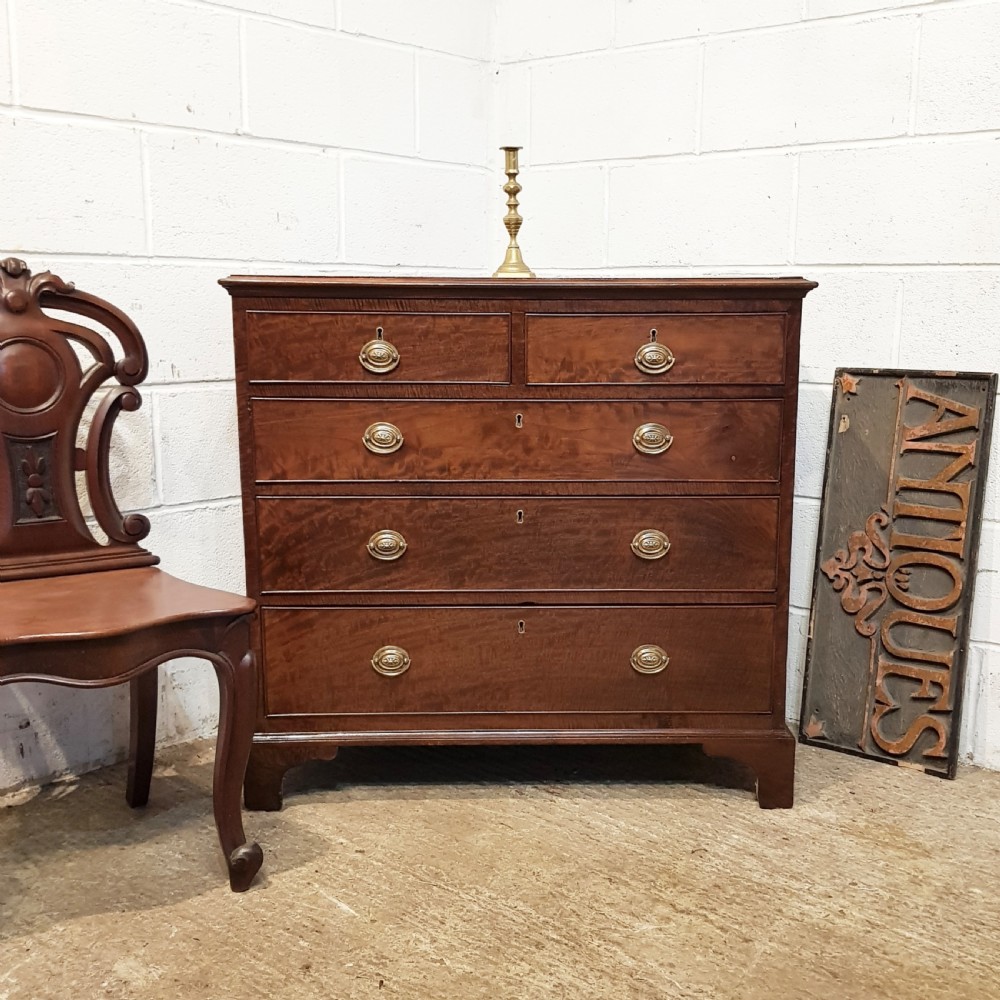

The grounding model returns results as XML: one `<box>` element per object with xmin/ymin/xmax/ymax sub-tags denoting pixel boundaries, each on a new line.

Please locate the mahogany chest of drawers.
<box><xmin>222</xmin><ymin>277</ymin><xmax>816</xmax><ymax>809</ymax></box>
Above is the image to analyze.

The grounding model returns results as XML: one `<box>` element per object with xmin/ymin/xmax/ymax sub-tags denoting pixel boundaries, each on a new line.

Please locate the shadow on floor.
<box><xmin>282</xmin><ymin>743</ymin><xmax>762</xmax><ymax>803</ymax></box>
<box><xmin>0</xmin><ymin>750</ymin><xmax>330</xmax><ymax>938</ymax></box>
<box><xmin>2</xmin><ymin>742</ymin><xmax>838</xmax><ymax>942</ymax></box>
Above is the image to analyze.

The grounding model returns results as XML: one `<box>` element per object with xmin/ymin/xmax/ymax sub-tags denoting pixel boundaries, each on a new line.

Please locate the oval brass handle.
<box><xmin>367</xmin><ymin>529</ymin><xmax>407</xmax><ymax>561</ymax></box>
<box><xmin>631</xmin><ymin>644</ymin><xmax>669</xmax><ymax>675</ymax></box>
<box><xmin>631</xmin><ymin>528</ymin><xmax>670</xmax><ymax>560</ymax></box>
<box><xmin>359</xmin><ymin>338</ymin><xmax>400</xmax><ymax>374</ymax></box>
<box><xmin>371</xmin><ymin>645</ymin><xmax>411</xmax><ymax>677</ymax></box>
<box><xmin>634</xmin><ymin>342</ymin><xmax>675</xmax><ymax>375</ymax></box>
<box><xmin>363</xmin><ymin>421</ymin><xmax>404</xmax><ymax>454</ymax></box>
<box><xmin>633</xmin><ymin>422</ymin><xmax>673</xmax><ymax>455</ymax></box>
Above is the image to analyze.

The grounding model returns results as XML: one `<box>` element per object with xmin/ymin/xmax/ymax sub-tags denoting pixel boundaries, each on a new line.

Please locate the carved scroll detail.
<box><xmin>820</xmin><ymin>510</ymin><xmax>895</xmax><ymax>637</ymax></box>
<box><xmin>1</xmin><ymin>257</ymin><xmax>75</xmax><ymax>315</ymax></box>
<box><xmin>86</xmin><ymin>387</ymin><xmax>151</xmax><ymax>544</ymax></box>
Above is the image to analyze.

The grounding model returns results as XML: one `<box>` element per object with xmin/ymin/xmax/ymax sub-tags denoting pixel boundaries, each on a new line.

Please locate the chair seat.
<box><xmin>1</xmin><ymin>567</ymin><xmax>255</xmax><ymax>646</ymax></box>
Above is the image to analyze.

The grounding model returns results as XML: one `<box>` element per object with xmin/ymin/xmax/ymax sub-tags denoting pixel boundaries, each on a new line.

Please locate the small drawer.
<box><xmin>262</xmin><ymin>606</ymin><xmax>775</xmax><ymax>716</ymax></box>
<box><xmin>245</xmin><ymin>311</ymin><xmax>511</xmax><ymax>383</ymax></box>
<box><xmin>525</xmin><ymin>313</ymin><xmax>785</xmax><ymax>385</ymax></box>
<box><xmin>252</xmin><ymin>399</ymin><xmax>782</xmax><ymax>483</ymax></box>
<box><xmin>256</xmin><ymin>496</ymin><xmax>779</xmax><ymax>594</ymax></box>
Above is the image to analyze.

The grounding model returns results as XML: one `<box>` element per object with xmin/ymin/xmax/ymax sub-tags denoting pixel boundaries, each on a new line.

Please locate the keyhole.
<box><xmin>515</xmin><ymin>413</ymin><xmax>523</xmax><ymax>429</ymax></box>
<box><xmin>516</xmin><ymin>509</ymin><xmax>524</xmax><ymax>524</ymax></box>
<box><xmin>376</xmin><ymin>326</ymin><xmax>384</xmax><ymax>340</ymax></box>
<box><xmin>649</xmin><ymin>328</ymin><xmax>657</xmax><ymax>342</ymax></box>
<box><xmin>517</xmin><ymin>620</ymin><xmax>525</xmax><ymax>634</ymax></box>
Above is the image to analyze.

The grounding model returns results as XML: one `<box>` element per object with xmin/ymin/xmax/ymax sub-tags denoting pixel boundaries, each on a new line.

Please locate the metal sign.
<box><xmin>800</xmin><ymin>370</ymin><xmax>997</xmax><ymax>777</ymax></box>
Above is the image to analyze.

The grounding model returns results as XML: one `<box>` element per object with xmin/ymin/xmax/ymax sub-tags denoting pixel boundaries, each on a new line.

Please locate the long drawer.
<box><xmin>252</xmin><ymin>399</ymin><xmax>783</xmax><ymax>483</ymax></box>
<box><xmin>246</xmin><ymin>311</ymin><xmax>511</xmax><ymax>383</ymax></box>
<box><xmin>525</xmin><ymin>313</ymin><xmax>786</xmax><ymax>385</ymax></box>
<box><xmin>262</xmin><ymin>606</ymin><xmax>776</xmax><ymax>716</ymax></box>
<box><xmin>256</xmin><ymin>496</ymin><xmax>779</xmax><ymax>594</ymax></box>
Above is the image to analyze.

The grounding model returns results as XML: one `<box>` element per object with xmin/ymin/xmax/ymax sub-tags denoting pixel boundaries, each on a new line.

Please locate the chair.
<box><xmin>0</xmin><ymin>257</ymin><xmax>262</xmax><ymax>892</ymax></box>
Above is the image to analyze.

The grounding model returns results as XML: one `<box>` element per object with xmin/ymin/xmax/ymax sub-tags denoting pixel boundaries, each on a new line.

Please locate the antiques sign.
<box><xmin>800</xmin><ymin>370</ymin><xmax>997</xmax><ymax>777</ymax></box>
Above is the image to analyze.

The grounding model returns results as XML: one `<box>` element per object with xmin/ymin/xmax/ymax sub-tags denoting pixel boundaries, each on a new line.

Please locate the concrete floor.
<box><xmin>1</xmin><ymin>741</ymin><xmax>998</xmax><ymax>1000</ymax></box>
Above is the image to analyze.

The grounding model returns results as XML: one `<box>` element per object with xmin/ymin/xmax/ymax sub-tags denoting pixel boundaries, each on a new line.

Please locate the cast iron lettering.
<box><xmin>801</xmin><ymin>371</ymin><xmax>996</xmax><ymax>777</ymax></box>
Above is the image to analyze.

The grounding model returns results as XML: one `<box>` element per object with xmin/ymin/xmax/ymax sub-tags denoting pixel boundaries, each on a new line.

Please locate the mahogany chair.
<box><xmin>0</xmin><ymin>257</ymin><xmax>262</xmax><ymax>892</ymax></box>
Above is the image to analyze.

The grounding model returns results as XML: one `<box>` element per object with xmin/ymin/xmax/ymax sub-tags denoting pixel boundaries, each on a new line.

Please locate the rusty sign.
<box><xmin>799</xmin><ymin>370</ymin><xmax>997</xmax><ymax>777</ymax></box>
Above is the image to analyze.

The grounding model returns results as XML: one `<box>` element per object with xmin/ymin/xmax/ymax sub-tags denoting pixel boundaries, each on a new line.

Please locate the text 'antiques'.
<box><xmin>801</xmin><ymin>371</ymin><xmax>997</xmax><ymax>777</ymax></box>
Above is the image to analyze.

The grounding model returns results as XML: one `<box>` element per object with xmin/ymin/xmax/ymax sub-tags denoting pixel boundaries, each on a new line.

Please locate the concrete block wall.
<box><xmin>2</xmin><ymin>0</ymin><xmax>998</xmax><ymax>789</ymax></box>
<box><xmin>496</xmin><ymin>0</ymin><xmax>1000</xmax><ymax>768</ymax></box>
<box><xmin>0</xmin><ymin>0</ymin><xmax>493</xmax><ymax>791</ymax></box>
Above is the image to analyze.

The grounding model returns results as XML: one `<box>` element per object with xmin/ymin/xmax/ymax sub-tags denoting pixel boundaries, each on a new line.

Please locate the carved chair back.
<box><xmin>0</xmin><ymin>257</ymin><xmax>157</xmax><ymax>581</ymax></box>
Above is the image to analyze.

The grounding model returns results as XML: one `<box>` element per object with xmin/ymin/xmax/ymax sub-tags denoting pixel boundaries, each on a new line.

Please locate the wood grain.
<box><xmin>247</xmin><ymin>310</ymin><xmax>511</xmax><ymax>384</ymax></box>
<box><xmin>252</xmin><ymin>399</ymin><xmax>783</xmax><ymax>483</ymax></box>
<box><xmin>261</xmin><ymin>606</ymin><xmax>775</xmax><ymax>716</ymax></box>
<box><xmin>525</xmin><ymin>313</ymin><xmax>785</xmax><ymax>385</ymax></box>
<box><xmin>256</xmin><ymin>496</ymin><xmax>780</xmax><ymax>594</ymax></box>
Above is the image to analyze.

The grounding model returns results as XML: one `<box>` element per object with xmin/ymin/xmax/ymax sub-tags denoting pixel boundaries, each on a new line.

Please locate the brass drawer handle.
<box><xmin>633</xmin><ymin>422</ymin><xmax>672</xmax><ymax>455</ymax></box>
<box><xmin>367</xmin><ymin>529</ymin><xmax>407</xmax><ymax>561</ymax></box>
<box><xmin>359</xmin><ymin>337</ymin><xmax>400</xmax><ymax>374</ymax></box>
<box><xmin>634</xmin><ymin>341</ymin><xmax>675</xmax><ymax>375</ymax></box>
<box><xmin>363</xmin><ymin>421</ymin><xmax>404</xmax><ymax>454</ymax></box>
<box><xmin>371</xmin><ymin>645</ymin><xmax>410</xmax><ymax>677</ymax></box>
<box><xmin>631</xmin><ymin>644</ymin><xmax>669</xmax><ymax>675</ymax></box>
<box><xmin>631</xmin><ymin>528</ymin><xmax>670</xmax><ymax>560</ymax></box>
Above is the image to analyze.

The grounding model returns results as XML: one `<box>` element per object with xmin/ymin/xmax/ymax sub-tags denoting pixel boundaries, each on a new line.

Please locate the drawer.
<box><xmin>252</xmin><ymin>399</ymin><xmax>782</xmax><ymax>483</ymax></box>
<box><xmin>525</xmin><ymin>313</ymin><xmax>785</xmax><ymax>385</ymax></box>
<box><xmin>256</xmin><ymin>496</ymin><xmax>779</xmax><ymax>594</ymax></box>
<box><xmin>262</xmin><ymin>607</ymin><xmax>775</xmax><ymax>716</ymax></box>
<box><xmin>245</xmin><ymin>311</ymin><xmax>511</xmax><ymax>383</ymax></box>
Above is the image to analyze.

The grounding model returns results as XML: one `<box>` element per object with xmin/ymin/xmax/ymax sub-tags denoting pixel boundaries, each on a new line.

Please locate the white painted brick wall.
<box><xmin>798</xmin><ymin>271</ymin><xmax>900</xmax><ymax>382</ymax></box>
<box><xmin>898</xmin><ymin>272</ymin><xmax>1000</xmax><ymax>372</ymax></box>
<box><xmin>243</xmin><ymin>22</ymin><xmax>415</xmax><ymax>152</ymax></box>
<box><xmin>806</xmin><ymin>0</ymin><xmax>931</xmax><ymax>17</ymax></box>
<box><xmin>614</xmin><ymin>0</ymin><xmax>803</xmax><ymax>44</ymax></box>
<box><xmin>797</xmin><ymin>141</ymin><xmax>1000</xmax><ymax>263</ymax></box>
<box><xmin>209</xmin><ymin>1</ymin><xmax>337</xmax><ymax>30</ymax></box>
<box><xmin>0</xmin><ymin>7</ymin><xmax>10</xmax><ymax>103</ymax></box>
<box><xmin>608</xmin><ymin>155</ymin><xmax>795</xmax><ymax>266</ymax></box>
<box><xmin>418</xmin><ymin>55</ymin><xmax>491</xmax><ymax>164</ymax></box>
<box><xmin>497</xmin><ymin>0</ymin><xmax>614</xmax><ymax>61</ymax></box>
<box><xmin>17</xmin><ymin>0</ymin><xmax>241</xmax><ymax>130</ymax></box>
<box><xmin>917</xmin><ymin>4</ymin><xmax>1000</xmax><ymax>132</ymax></box>
<box><xmin>145</xmin><ymin>133</ymin><xmax>340</xmax><ymax>260</ymax></box>
<box><xmin>340</xmin><ymin>0</ymin><xmax>492</xmax><ymax>60</ymax></box>
<box><xmin>0</xmin><ymin>118</ymin><xmax>146</xmax><ymax>253</ymax></box>
<box><xmin>702</xmin><ymin>18</ymin><xmax>915</xmax><ymax>150</ymax></box>
<box><xmin>496</xmin><ymin>0</ymin><xmax>1000</xmax><ymax>770</ymax></box>
<box><xmin>3</xmin><ymin>0</ymin><xmax>1000</xmax><ymax>790</ymax></box>
<box><xmin>342</xmin><ymin>158</ymin><xmax>489</xmax><ymax>267</ymax></box>
<box><xmin>154</xmin><ymin>387</ymin><xmax>242</xmax><ymax>506</ymax></box>
<box><xmin>531</xmin><ymin>47</ymin><xmax>700</xmax><ymax>163</ymax></box>
<box><xmin>527</xmin><ymin>166</ymin><xmax>608</xmax><ymax>269</ymax></box>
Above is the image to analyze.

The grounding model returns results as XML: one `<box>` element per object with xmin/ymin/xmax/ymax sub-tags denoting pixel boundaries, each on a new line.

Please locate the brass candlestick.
<box><xmin>493</xmin><ymin>146</ymin><xmax>535</xmax><ymax>278</ymax></box>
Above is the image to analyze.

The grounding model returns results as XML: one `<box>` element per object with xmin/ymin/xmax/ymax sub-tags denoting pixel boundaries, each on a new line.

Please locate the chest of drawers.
<box><xmin>222</xmin><ymin>277</ymin><xmax>816</xmax><ymax>809</ymax></box>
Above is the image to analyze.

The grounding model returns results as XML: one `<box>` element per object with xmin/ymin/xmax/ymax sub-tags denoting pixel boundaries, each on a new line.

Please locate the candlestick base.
<box><xmin>493</xmin><ymin>244</ymin><xmax>535</xmax><ymax>279</ymax></box>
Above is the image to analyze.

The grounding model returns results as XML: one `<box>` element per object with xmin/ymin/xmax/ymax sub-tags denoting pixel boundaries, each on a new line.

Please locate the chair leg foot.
<box><xmin>212</xmin><ymin>628</ymin><xmax>263</xmax><ymax>891</ymax></box>
<box><xmin>228</xmin><ymin>842</ymin><xmax>264</xmax><ymax>893</ymax></box>
<box><xmin>126</xmin><ymin>667</ymin><xmax>158</xmax><ymax>808</ymax></box>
